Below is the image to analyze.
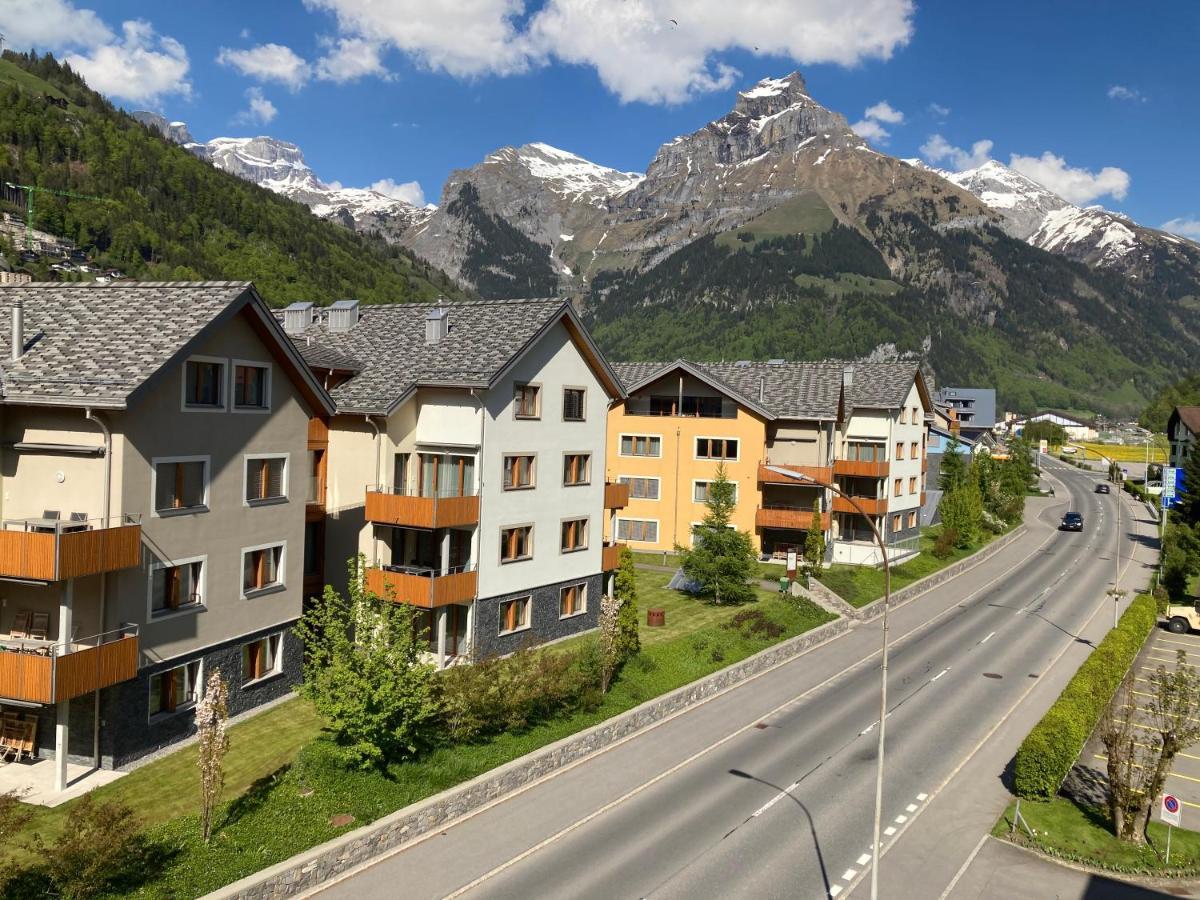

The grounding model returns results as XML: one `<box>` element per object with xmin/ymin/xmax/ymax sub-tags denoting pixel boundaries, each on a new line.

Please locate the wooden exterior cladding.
<box><xmin>0</xmin><ymin>523</ymin><xmax>141</xmax><ymax>581</ymax></box>
<box><xmin>365</xmin><ymin>490</ymin><xmax>480</xmax><ymax>529</ymax></box>
<box><xmin>365</xmin><ymin>567</ymin><xmax>477</xmax><ymax>609</ymax></box>
<box><xmin>601</xmin><ymin>542</ymin><xmax>627</xmax><ymax>571</ymax></box>
<box><xmin>832</xmin><ymin>459</ymin><xmax>890</xmax><ymax>478</ymax></box>
<box><xmin>0</xmin><ymin>633</ymin><xmax>138</xmax><ymax>704</ymax></box>
<box><xmin>755</xmin><ymin>507</ymin><xmax>831</xmax><ymax>531</ymax></box>
<box><xmin>757</xmin><ymin>463</ymin><xmax>833</xmax><ymax>485</ymax></box>
<box><xmin>307</xmin><ymin>418</ymin><xmax>329</xmax><ymax>520</ymax></box>
<box><xmin>604</xmin><ymin>482</ymin><xmax>630</xmax><ymax>509</ymax></box>
<box><xmin>831</xmin><ymin>496</ymin><xmax>889</xmax><ymax>516</ymax></box>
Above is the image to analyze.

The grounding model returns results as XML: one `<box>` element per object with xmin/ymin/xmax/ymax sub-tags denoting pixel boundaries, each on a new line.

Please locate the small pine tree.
<box><xmin>940</xmin><ymin>479</ymin><xmax>983</xmax><ymax>548</ymax></box>
<box><xmin>679</xmin><ymin>463</ymin><xmax>757</xmax><ymax>604</ymax></box>
<box><xmin>803</xmin><ymin>507</ymin><xmax>825</xmax><ymax>576</ymax></box>
<box><xmin>613</xmin><ymin>547</ymin><xmax>640</xmax><ymax>661</ymax></box>
<box><xmin>938</xmin><ymin>437</ymin><xmax>969</xmax><ymax>492</ymax></box>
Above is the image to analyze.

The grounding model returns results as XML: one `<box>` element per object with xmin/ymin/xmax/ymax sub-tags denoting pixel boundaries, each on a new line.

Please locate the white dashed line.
<box><xmin>906</xmin><ymin>803</ymin><xmax>918</xmax><ymax>812</ymax></box>
<box><xmin>884</xmin><ymin>825</ymin><xmax>896</xmax><ymax>836</ymax></box>
<box><xmin>856</xmin><ymin>853</ymin><xmax>871</xmax><ymax>866</ymax></box>
<box><xmin>917</xmin><ymin>793</ymin><xmax>928</xmax><ymax>801</ymax></box>
<box><xmin>895</xmin><ymin>814</ymin><xmax>908</xmax><ymax>824</ymax></box>
<box><xmin>931</xmin><ymin>668</ymin><xmax>950</xmax><ymax>682</ymax></box>
<box><xmin>980</xmin><ymin>631</ymin><xmax>995</xmax><ymax>644</ymax></box>
<box><xmin>829</xmin><ymin>886</ymin><xmax>843</xmax><ymax>897</ymax></box>
<box><xmin>842</xmin><ymin>869</ymin><xmax>858</xmax><ymax>880</ymax></box>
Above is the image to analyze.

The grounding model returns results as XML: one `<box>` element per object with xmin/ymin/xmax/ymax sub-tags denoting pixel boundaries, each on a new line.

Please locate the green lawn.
<box><xmin>994</xmin><ymin>796</ymin><xmax>1200</xmax><ymax>875</ymax></box>
<box><xmin>816</xmin><ymin>528</ymin><xmax>1000</xmax><ymax>608</ymax></box>
<box><xmin>632</xmin><ymin>550</ymin><xmax>792</xmax><ymax>583</ymax></box>
<box><xmin>713</xmin><ymin>192</ymin><xmax>834</xmax><ymax>250</ymax></box>
<box><xmin>0</xmin><ymin>58</ymin><xmax>69</xmax><ymax>100</ymax></box>
<box><xmin>631</xmin><ymin>570</ymin><xmax>796</xmax><ymax>647</ymax></box>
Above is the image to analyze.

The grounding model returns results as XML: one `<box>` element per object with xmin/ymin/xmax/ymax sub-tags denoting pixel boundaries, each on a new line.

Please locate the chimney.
<box><xmin>10</xmin><ymin>295</ymin><xmax>23</xmax><ymax>362</ymax></box>
<box><xmin>283</xmin><ymin>301</ymin><xmax>314</xmax><ymax>336</ymax></box>
<box><xmin>327</xmin><ymin>299</ymin><xmax>360</xmax><ymax>333</ymax></box>
<box><xmin>425</xmin><ymin>306</ymin><xmax>450</xmax><ymax>345</ymax></box>
<box><xmin>842</xmin><ymin>364</ymin><xmax>854</xmax><ymax>389</ymax></box>
<box><xmin>758</xmin><ymin>376</ymin><xmax>765</xmax><ymax>402</ymax></box>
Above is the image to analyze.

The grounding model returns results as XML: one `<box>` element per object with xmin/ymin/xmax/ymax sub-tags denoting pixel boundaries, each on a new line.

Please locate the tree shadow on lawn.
<box><xmin>219</xmin><ymin>764</ymin><xmax>293</xmax><ymax>831</ymax></box>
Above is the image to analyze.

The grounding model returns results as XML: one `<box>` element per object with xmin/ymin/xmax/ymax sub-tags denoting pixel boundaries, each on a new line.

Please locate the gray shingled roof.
<box><xmin>290</xmin><ymin>298</ymin><xmax>584</xmax><ymax>414</ymax></box>
<box><xmin>610</xmin><ymin>359</ymin><xmax>921</xmax><ymax>420</ymax></box>
<box><xmin>0</xmin><ymin>281</ymin><xmax>256</xmax><ymax>407</ymax></box>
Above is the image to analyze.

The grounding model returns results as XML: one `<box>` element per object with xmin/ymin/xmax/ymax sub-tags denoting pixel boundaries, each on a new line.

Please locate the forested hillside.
<box><xmin>0</xmin><ymin>51</ymin><xmax>466</xmax><ymax>305</ymax></box>
<box><xmin>1141</xmin><ymin>373</ymin><xmax>1200</xmax><ymax>431</ymax></box>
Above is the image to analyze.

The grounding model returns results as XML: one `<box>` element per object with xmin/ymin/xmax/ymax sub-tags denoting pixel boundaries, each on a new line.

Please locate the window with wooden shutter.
<box><xmin>233</xmin><ymin>363</ymin><xmax>270</xmax><ymax>410</ymax></box>
<box><xmin>242</xmin><ymin>634</ymin><xmax>282</xmax><ymax>684</ymax></box>
<box><xmin>503</xmin><ymin>455</ymin><xmax>535</xmax><ymax>490</ymax></box>
<box><xmin>514</xmin><ymin>383</ymin><xmax>540</xmax><ymax>418</ymax></box>
<box><xmin>895</xmin><ymin>442</ymin><xmax>904</xmax><ymax>460</ymax></box>
<box><xmin>154</xmin><ymin>459</ymin><xmax>208</xmax><ymax>513</ymax></box>
<box><xmin>560</xmin><ymin>583</ymin><xmax>586</xmax><ymax>617</ymax></box>
<box><xmin>563</xmin><ymin>453</ymin><xmax>590</xmax><ymax>485</ymax></box>
<box><xmin>909</xmin><ymin>476</ymin><xmax>917</xmax><ymax>494</ymax></box>
<box><xmin>893</xmin><ymin>478</ymin><xmax>902</xmax><ymax>497</ymax></box>
<box><xmin>500</xmin><ymin>526</ymin><xmax>532</xmax><ymax>563</ymax></box>
<box><xmin>242</xmin><ymin>545</ymin><xmax>284</xmax><ymax>595</ymax></box>
<box><xmin>561</xmin><ymin>518</ymin><xmax>588</xmax><ymax>552</ymax></box>
<box><xmin>246</xmin><ymin>456</ymin><xmax>287</xmax><ymax>503</ymax></box>
<box><xmin>562</xmin><ymin>388</ymin><xmax>585</xmax><ymax>421</ymax></box>
<box><xmin>149</xmin><ymin>661</ymin><xmax>199</xmax><ymax>718</ymax></box>
<box><xmin>498</xmin><ymin>597</ymin><xmax>530</xmax><ymax>634</ymax></box>
<box><xmin>152</xmin><ymin>559</ymin><xmax>204</xmax><ymax>614</ymax></box>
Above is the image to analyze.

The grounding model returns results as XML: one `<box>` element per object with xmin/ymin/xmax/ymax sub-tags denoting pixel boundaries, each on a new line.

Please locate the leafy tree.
<box><xmin>938</xmin><ymin>437</ymin><xmax>969</xmax><ymax>492</ymax></box>
<box><xmin>1022</xmin><ymin>420</ymin><xmax>1068</xmax><ymax>446</ymax></box>
<box><xmin>679</xmin><ymin>463</ymin><xmax>757</xmax><ymax>604</ymax></box>
<box><xmin>803</xmin><ymin>507</ymin><xmax>825</xmax><ymax>576</ymax></box>
<box><xmin>294</xmin><ymin>557</ymin><xmax>440</xmax><ymax>768</ymax></box>
<box><xmin>940</xmin><ymin>478</ymin><xmax>983</xmax><ymax>548</ymax></box>
<box><xmin>195</xmin><ymin>669</ymin><xmax>229</xmax><ymax>843</ymax></box>
<box><xmin>613</xmin><ymin>547</ymin><xmax>641</xmax><ymax>661</ymax></box>
<box><xmin>598</xmin><ymin>594</ymin><xmax>622</xmax><ymax>693</ymax></box>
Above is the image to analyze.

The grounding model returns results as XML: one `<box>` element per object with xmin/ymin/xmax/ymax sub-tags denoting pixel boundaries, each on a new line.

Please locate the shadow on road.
<box><xmin>728</xmin><ymin>768</ymin><xmax>831</xmax><ymax>896</ymax></box>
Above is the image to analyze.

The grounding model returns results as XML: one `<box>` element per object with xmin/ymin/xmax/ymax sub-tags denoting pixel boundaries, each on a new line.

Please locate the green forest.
<box><xmin>0</xmin><ymin>51</ymin><xmax>466</xmax><ymax>306</ymax></box>
<box><xmin>1141</xmin><ymin>373</ymin><xmax>1200</xmax><ymax>431</ymax></box>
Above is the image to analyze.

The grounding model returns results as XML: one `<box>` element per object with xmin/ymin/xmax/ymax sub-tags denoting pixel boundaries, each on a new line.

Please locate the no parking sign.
<box><xmin>1161</xmin><ymin>794</ymin><xmax>1182</xmax><ymax>827</ymax></box>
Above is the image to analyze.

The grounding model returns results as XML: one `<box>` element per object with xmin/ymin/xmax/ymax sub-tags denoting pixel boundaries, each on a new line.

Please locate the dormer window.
<box><xmin>234</xmin><ymin>362</ymin><xmax>270</xmax><ymax>411</ymax></box>
<box><xmin>184</xmin><ymin>358</ymin><xmax>225</xmax><ymax>410</ymax></box>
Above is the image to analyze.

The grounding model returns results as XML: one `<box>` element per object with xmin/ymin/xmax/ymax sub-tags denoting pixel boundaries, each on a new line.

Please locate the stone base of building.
<box><xmin>472</xmin><ymin>573</ymin><xmax>603</xmax><ymax>660</ymax></box>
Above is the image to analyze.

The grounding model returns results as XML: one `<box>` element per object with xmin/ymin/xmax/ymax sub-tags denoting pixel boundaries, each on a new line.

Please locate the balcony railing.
<box><xmin>0</xmin><ymin>515</ymin><xmax>142</xmax><ymax>581</ymax></box>
<box><xmin>602</xmin><ymin>542</ymin><xmax>627</xmax><ymax>571</ymax></box>
<box><xmin>757</xmin><ymin>463</ymin><xmax>833</xmax><ymax>485</ymax></box>
<box><xmin>831</xmin><ymin>495</ymin><xmax>889</xmax><ymax>516</ymax></box>
<box><xmin>0</xmin><ymin>624</ymin><xmax>139</xmax><ymax>704</ymax></box>
<box><xmin>365</xmin><ymin>564</ymin><xmax>478</xmax><ymax>608</ymax></box>
<box><xmin>365</xmin><ymin>485</ymin><xmax>480</xmax><ymax>529</ymax></box>
<box><xmin>755</xmin><ymin>506</ymin><xmax>831</xmax><ymax>531</ymax></box>
<box><xmin>833</xmin><ymin>459</ymin><xmax>890</xmax><ymax>478</ymax></box>
<box><xmin>604</xmin><ymin>482</ymin><xmax>630</xmax><ymax>509</ymax></box>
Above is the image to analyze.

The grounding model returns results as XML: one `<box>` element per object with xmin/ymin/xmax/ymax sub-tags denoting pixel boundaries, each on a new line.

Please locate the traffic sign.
<box><xmin>1161</xmin><ymin>794</ymin><xmax>1182</xmax><ymax>827</ymax></box>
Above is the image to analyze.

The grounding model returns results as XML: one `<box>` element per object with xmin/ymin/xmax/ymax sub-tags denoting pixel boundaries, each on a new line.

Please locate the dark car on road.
<box><xmin>1096</xmin><ymin>483</ymin><xmax>1111</xmax><ymax>494</ymax></box>
<box><xmin>1060</xmin><ymin>512</ymin><xmax>1084</xmax><ymax>531</ymax></box>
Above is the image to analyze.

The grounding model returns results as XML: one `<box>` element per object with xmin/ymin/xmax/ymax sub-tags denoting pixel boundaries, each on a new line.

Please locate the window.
<box><xmin>153</xmin><ymin>457</ymin><xmax>208</xmax><ymax>514</ymax></box>
<box><xmin>151</xmin><ymin>558</ymin><xmax>204</xmax><ymax>615</ymax></box>
<box><xmin>242</xmin><ymin>633</ymin><xmax>283</xmax><ymax>683</ymax></box>
<box><xmin>893</xmin><ymin>478</ymin><xmax>902</xmax><ymax>497</ymax></box>
<box><xmin>183</xmin><ymin>358</ymin><xmax>225</xmax><ymax>409</ymax></box>
<box><xmin>514</xmin><ymin>383</ymin><xmax>540</xmax><ymax>419</ymax></box>
<box><xmin>245</xmin><ymin>455</ymin><xmax>288</xmax><ymax>504</ymax></box>
<box><xmin>500</xmin><ymin>525</ymin><xmax>533</xmax><ymax>563</ymax></box>
<box><xmin>695</xmin><ymin>437</ymin><xmax>738</xmax><ymax>460</ymax></box>
<box><xmin>694</xmin><ymin>480</ymin><xmax>737</xmax><ymax>503</ymax></box>
<box><xmin>563</xmin><ymin>453</ymin><xmax>590</xmax><ymax>486</ymax></box>
<box><xmin>617</xmin><ymin>518</ymin><xmax>658</xmax><ymax>542</ymax></box>
<box><xmin>561</xmin><ymin>518</ymin><xmax>588</xmax><ymax>552</ymax></box>
<box><xmin>912</xmin><ymin>407</ymin><xmax>920</xmax><ymax>424</ymax></box>
<box><xmin>149</xmin><ymin>660</ymin><xmax>200</xmax><ymax>718</ymax></box>
<box><xmin>909</xmin><ymin>476</ymin><xmax>918</xmax><ymax>494</ymax></box>
<box><xmin>420</xmin><ymin>453</ymin><xmax>475</xmax><ymax>497</ymax></box>
<box><xmin>892</xmin><ymin>515</ymin><xmax>902</xmax><ymax>532</ymax></box>
<box><xmin>233</xmin><ymin>362</ymin><xmax>270</xmax><ymax>411</ymax></box>
<box><xmin>911</xmin><ymin>441</ymin><xmax>919</xmax><ymax>459</ymax></box>
<box><xmin>899</xmin><ymin>408</ymin><xmax>907</xmax><ymax>425</ymax></box>
<box><xmin>620</xmin><ymin>434</ymin><xmax>661</xmax><ymax>457</ymax></box>
<box><xmin>619</xmin><ymin>476</ymin><xmax>660</xmax><ymax>500</ymax></box>
<box><xmin>242</xmin><ymin>543</ymin><xmax>285</xmax><ymax>596</ymax></box>
<box><xmin>560</xmin><ymin>583</ymin><xmax>587</xmax><ymax>618</ymax></box>
<box><xmin>845</xmin><ymin>442</ymin><xmax>885</xmax><ymax>462</ymax></box>
<box><xmin>563</xmin><ymin>388</ymin><xmax>586</xmax><ymax>421</ymax></box>
<box><xmin>503</xmin><ymin>454</ymin><xmax>535</xmax><ymax>490</ymax></box>
<box><xmin>895</xmin><ymin>442</ymin><xmax>904</xmax><ymax>460</ymax></box>
<box><xmin>499</xmin><ymin>596</ymin><xmax>531</xmax><ymax>634</ymax></box>
<box><xmin>908</xmin><ymin>511</ymin><xmax>918</xmax><ymax>528</ymax></box>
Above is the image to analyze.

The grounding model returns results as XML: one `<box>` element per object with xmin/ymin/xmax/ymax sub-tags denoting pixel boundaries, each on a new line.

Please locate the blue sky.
<box><xmin>3</xmin><ymin>0</ymin><xmax>1197</xmax><ymax>236</ymax></box>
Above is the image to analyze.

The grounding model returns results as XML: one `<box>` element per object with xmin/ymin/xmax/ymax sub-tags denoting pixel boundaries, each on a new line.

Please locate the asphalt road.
<box><xmin>312</xmin><ymin>460</ymin><xmax>1142</xmax><ymax>900</ymax></box>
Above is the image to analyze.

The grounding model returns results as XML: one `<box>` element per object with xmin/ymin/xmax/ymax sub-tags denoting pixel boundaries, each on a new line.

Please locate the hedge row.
<box><xmin>1013</xmin><ymin>593</ymin><xmax>1158</xmax><ymax>798</ymax></box>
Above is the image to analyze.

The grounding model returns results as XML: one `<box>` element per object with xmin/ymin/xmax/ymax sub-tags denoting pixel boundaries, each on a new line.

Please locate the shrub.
<box><xmin>1013</xmin><ymin>594</ymin><xmax>1157</xmax><ymax>799</ymax></box>
<box><xmin>28</xmin><ymin>795</ymin><xmax>149</xmax><ymax>899</ymax></box>
<box><xmin>932</xmin><ymin>527</ymin><xmax>958</xmax><ymax>559</ymax></box>
<box><xmin>723</xmin><ymin>609</ymin><xmax>785</xmax><ymax>640</ymax></box>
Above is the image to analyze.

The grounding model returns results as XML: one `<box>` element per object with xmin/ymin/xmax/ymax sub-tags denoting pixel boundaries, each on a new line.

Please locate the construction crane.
<box><xmin>3</xmin><ymin>182</ymin><xmax>114</xmax><ymax>251</ymax></box>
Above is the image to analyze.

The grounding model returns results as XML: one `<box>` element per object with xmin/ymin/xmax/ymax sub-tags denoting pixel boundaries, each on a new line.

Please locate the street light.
<box><xmin>1064</xmin><ymin>443</ymin><xmax>1121</xmax><ymax>627</ymax></box>
<box><xmin>763</xmin><ymin>465</ymin><xmax>891</xmax><ymax>900</ymax></box>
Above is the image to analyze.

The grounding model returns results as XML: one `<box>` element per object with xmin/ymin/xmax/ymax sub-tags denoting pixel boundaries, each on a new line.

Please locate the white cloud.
<box><xmin>217</xmin><ymin>43</ymin><xmax>311</xmax><ymax>90</ymax></box>
<box><xmin>66</xmin><ymin>20</ymin><xmax>191</xmax><ymax>105</ymax></box>
<box><xmin>315</xmin><ymin>37</ymin><xmax>389</xmax><ymax>82</ymax></box>
<box><xmin>1107</xmin><ymin>84</ymin><xmax>1145</xmax><ymax>103</ymax></box>
<box><xmin>1008</xmin><ymin>151</ymin><xmax>1130</xmax><ymax>205</ymax></box>
<box><xmin>0</xmin><ymin>0</ymin><xmax>112</xmax><ymax>51</ymax></box>
<box><xmin>304</xmin><ymin>0</ymin><xmax>916</xmax><ymax>104</ymax></box>
<box><xmin>368</xmin><ymin>178</ymin><xmax>425</xmax><ymax>206</ymax></box>
<box><xmin>852</xmin><ymin>99</ymin><xmax>904</xmax><ymax>144</ymax></box>
<box><xmin>927</xmin><ymin>102</ymin><xmax>950</xmax><ymax>119</ymax></box>
<box><xmin>851</xmin><ymin>118</ymin><xmax>891</xmax><ymax>143</ymax></box>
<box><xmin>863</xmin><ymin>100</ymin><xmax>904</xmax><ymax>124</ymax></box>
<box><xmin>919</xmin><ymin>133</ymin><xmax>994</xmax><ymax>171</ymax></box>
<box><xmin>234</xmin><ymin>87</ymin><xmax>278</xmax><ymax>125</ymax></box>
<box><xmin>1162</xmin><ymin>218</ymin><xmax>1200</xmax><ymax>242</ymax></box>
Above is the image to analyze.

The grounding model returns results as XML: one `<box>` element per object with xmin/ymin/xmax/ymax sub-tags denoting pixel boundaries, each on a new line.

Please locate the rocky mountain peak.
<box><xmin>732</xmin><ymin>72</ymin><xmax>810</xmax><ymax>115</ymax></box>
<box><xmin>479</xmin><ymin>142</ymin><xmax>643</xmax><ymax>200</ymax></box>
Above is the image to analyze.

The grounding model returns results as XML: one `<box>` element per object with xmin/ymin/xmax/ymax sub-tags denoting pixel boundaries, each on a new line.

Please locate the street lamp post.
<box><xmin>765</xmin><ymin>466</ymin><xmax>892</xmax><ymax>900</ymax></box>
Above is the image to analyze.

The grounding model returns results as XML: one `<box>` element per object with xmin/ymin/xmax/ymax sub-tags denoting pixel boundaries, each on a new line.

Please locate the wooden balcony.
<box><xmin>0</xmin><ymin>519</ymin><xmax>142</xmax><ymax>582</ymax></box>
<box><xmin>0</xmin><ymin>626</ymin><xmax>138</xmax><ymax>704</ymax></box>
<box><xmin>757</xmin><ymin>463</ymin><xmax>833</xmax><ymax>485</ymax></box>
<box><xmin>604</xmin><ymin>482</ymin><xmax>630</xmax><ymax>509</ymax></box>
<box><xmin>602</xmin><ymin>542</ymin><xmax>627</xmax><ymax>571</ymax></box>
<box><xmin>365</xmin><ymin>489</ymin><xmax>480</xmax><ymax>530</ymax></box>
<box><xmin>833</xmin><ymin>459</ymin><xmax>890</xmax><ymax>478</ymax></box>
<box><xmin>365</xmin><ymin>566</ymin><xmax>477</xmax><ymax>609</ymax></box>
<box><xmin>831</xmin><ymin>496</ymin><xmax>889</xmax><ymax>516</ymax></box>
<box><xmin>755</xmin><ymin>507</ymin><xmax>831</xmax><ymax>531</ymax></box>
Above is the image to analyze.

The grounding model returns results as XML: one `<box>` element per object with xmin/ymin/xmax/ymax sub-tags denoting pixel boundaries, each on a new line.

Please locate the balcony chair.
<box><xmin>28</xmin><ymin>613</ymin><xmax>49</xmax><ymax>641</ymax></box>
<box><xmin>8</xmin><ymin>611</ymin><xmax>30</xmax><ymax>640</ymax></box>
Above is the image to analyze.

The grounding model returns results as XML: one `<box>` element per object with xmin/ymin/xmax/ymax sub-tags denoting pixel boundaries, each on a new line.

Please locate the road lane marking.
<box><xmin>829</xmin><ymin>886</ymin><xmax>843</xmax><ymax>897</ymax></box>
<box><xmin>979</xmin><ymin>631</ymin><xmax>996</xmax><ymax>644</ymax></box>
<box><xmin>1156</xmin><ymin>638</ymin><xmax>1200</xmax><ymax>648</ymax></box>
<box><xmin>931</xmin><ymin>668</ymin><xmax>950</xmax><ymax>682</ymax></box>
<box><xmin>938</xmin><ymin>834</ymin><xmax>991</xmax><ymax>900</ymax></box>
<box><xmin>917</xmin><ymin>793</ymin><xmax>928</xmax><ymax>801</ymax></box>
<box><xmin>842</xmin><ymin>869</ymin><xmax>857</xmax><ymax>880</ymax></box>
<box><xmin>906</xmin><ymin>803</ymin><xmax>918</xmax><ymax>812</ymax></box>
<box><xmin>895</xmin><ymin>814</ymin><xmax>908</xmax><ymax>824</ymax></box>
<box><xmin>884</xmin><ymin>826</ymin><xmax>896</xmax><ymax>836</ymax></box>
<box><xmin>856</xmin><ymin>853</ymin><xmax>871</xmax><ymax>866</ymax></box>
<box><xmin>1094</xmin><ymin>755</ymin><xmax>1200</xmax><ymax>785</ymax></box>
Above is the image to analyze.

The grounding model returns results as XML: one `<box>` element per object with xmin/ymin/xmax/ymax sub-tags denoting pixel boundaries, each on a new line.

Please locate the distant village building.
<box><xmin>1168</xmin><ymin>406</ymin><xmax>1199</xmax><ymax>468</ymax></box>
<box><xmin>0</xmin><ymin>271</ymin><xmax>33</xmax><ymax>285</ymax></box>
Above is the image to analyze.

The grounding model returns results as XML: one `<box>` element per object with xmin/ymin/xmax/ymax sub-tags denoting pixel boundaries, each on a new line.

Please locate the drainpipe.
<box><xmin>365</xmin><ymin>415</ymin><xmax>382</xmax><ymax>568</ymax></box>
<box><xmin>469</xmin><ymin>389</ymin><xmax>488</xmax><ymax>659</ymax></box>
<box><xmin>85</xmin><ymin>408</ymin><xmax>112</xmax><ymax>528</ymax></box>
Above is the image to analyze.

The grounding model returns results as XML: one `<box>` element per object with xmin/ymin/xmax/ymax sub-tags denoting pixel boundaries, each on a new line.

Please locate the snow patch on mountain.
<box><xmin>484</xmin><ymin>143</ymin><xmax>643</xmax><ymax>203</ymax></box>
<box><xmin>1032</xmin><ymin>205</ymin><xmax>1137</xmax><ymax>263</ymax></box>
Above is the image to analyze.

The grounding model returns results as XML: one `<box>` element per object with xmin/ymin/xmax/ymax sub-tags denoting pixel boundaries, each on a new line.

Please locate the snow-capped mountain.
<box><xmin>932</xmin><ymin>159</ymin><xmax>1068</xmax><ymax>240</ymax></box>
<box><xmin>131</xmin><ymin>111</ymin><xmax>198</xmax><ymax>148</ymax></box>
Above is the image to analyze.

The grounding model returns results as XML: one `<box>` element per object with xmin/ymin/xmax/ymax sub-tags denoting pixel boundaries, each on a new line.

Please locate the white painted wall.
<box><xmin>886</xmin><ymin>381</ymin><xmax>926</xmax><ymax>519</ymax></box>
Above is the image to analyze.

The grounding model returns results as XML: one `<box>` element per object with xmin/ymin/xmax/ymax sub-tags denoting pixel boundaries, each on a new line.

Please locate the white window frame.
<box><xmin>618</xmin><ymin>433</ymin><xmax>663</xmax><ymax>458</ymax></box>
<box><xmin>240</xmin><ymin>541</ymin><xmax>287</xmax><ymax>599</ymax></box>
<box><xmin>231</xmin><ymin>358</ymin><xmax>273</xmax><ymax>414</ymax></box>
<box><xmin>241</xmin><ymin>632</ymin><xmax>285</xmax><ymax>687</ymax></box>
<box><xmin>502</xmin><ymin>452</ymin><xmax>537</xmax><ymax>491</ymax></box>
<box><xmin>616</xmin><ymin>517</ymin><xmax>660</xmax><ymax>543</ymax></box>
<box><xmin>691</xmin><ymin>478</ymin><xmax>737</xmax><ymax>504</ymax></box>
<box><xmin>618</xmin><ymin>474</ymin><xmax>661</xmax><ymax>501</ymax></box>
<box><xmin>693</xmin><ymin>435</ymin><xmax>740</xmax><ymax>462</ymax></box>
<box><xmin>146</xmin><ymin>554</ymin><xmax>207</xmax><ymax>620</ymax></box>
<box><xmin>562</xmin><ymin>451</ymin><xmax>592</xmax><ymax>487</ymax></box>
<box><xmin>180</xmin><ymin>354</ymin><xmax>228</xmax><ymax>413</ymax></box>
<box><xmin>498</xmin><ymin>596</ymin><xmax>532</xmax><ymax>636</ymax></box>
<box><xmin>147</xmin><ymin>658</ymin><xmax>202</xmax><ymax>723</ymax></box>
<box><xmin>559</xmin><ymin>582</ymin><xmax>588</xmax><ymax>620</ymax></box>
<box><xmin>559</xmin><ymin>516</ymin><xmax>590</xmax><ymax>554</ymax></box>
<box><xmin>242</xmin><ymin>452</ymin><xmax>290</xmax><ymax>506</ymax></box>
<box><xmin>499</xmin><ymin>524</ymin><xmax>534</xmax><ymax>564</ymax></box>
<box><xmin>151</xmin><ymin>455</ymin><xmax>211</xmax><ymax>518</ymax></box>
<box><xmin>513</xmin><ymin>382</ymin><xmax>542</xmax><ymax>420</ymax></box>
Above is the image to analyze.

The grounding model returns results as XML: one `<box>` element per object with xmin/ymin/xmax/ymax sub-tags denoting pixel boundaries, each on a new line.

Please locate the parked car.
<box><xmin>1060</xmin><ymin>512</ymin><xmax>1084</xmax><ymax>531</ymax></box>
<box><xmin>1061</xmin><ymin>447</ymin><xmax>1078</xmax><ymax>455</ymax></box>
<box><xmin>1096</xmin><ymin>483</ymin><xmax>1111</xmax><ymax>494</ymax></box>
<box><xmin>1165</xmin><ymin>602</ymin><xmax>1200</xmax><ymax>634</ymax></box>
